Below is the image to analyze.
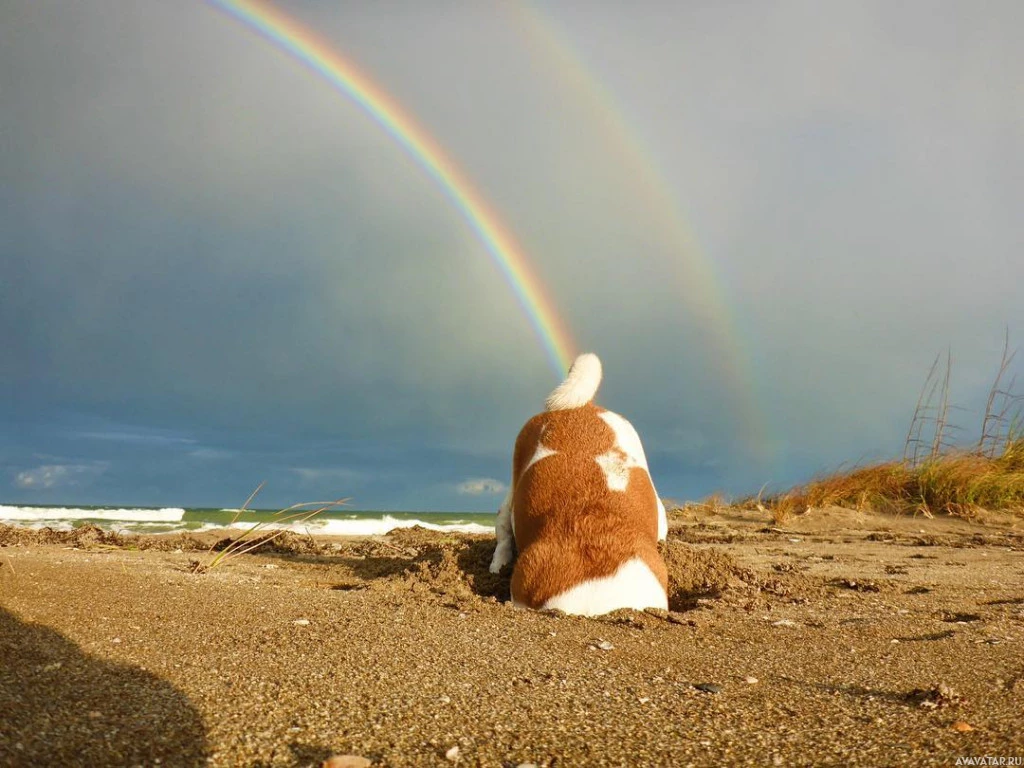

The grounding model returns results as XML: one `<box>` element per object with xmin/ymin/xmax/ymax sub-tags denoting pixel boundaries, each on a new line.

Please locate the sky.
<box><xmin>2</xmin><ymin>0</ymin><xmax>1022</xmax><ymax>511</ymax></box>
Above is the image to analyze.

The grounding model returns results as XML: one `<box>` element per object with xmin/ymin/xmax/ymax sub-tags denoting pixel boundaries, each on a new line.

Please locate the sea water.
<box><xmin>0</xmin><ymin>504</ymin><xmax>494</xmax><ymax>536</ymax></box>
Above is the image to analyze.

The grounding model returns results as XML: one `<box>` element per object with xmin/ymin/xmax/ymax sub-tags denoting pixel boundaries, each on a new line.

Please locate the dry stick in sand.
<box><xmin>1006</xmin><ymin>409</ymin><xmax>1024</xmax><ymax>453</ymax></box>
<box><xmin>929</xmin><ymin>348</ymin><xmax>956</xmax><ymax>460</ymax></box>
<box><xmin>904</xmin><ymin>353</ymin><xmax>941</xmax><ymax>467</ymax></box>
<box><xmin>979</xmin><ymin>329</ymin><xmax>1022</xmax><ymax>458</ymax></box>
<box><xmin>993</xmin><ymin>384</ymin><xmax>1023</xmax><ymax>456</ymax></box>
<box><xmin>197</xmin><ymin>480</ymin><xmax>265</xmax><ymax>568</ymax></box>
<box><xmin>904</xmin><ymin>349</ymin><xmax>962</xmax><ymax>465</ymax></box>
<box><xmin>195</xmin><ymin>484</ymin><xmax>349</xmax><ymax>572</ymax></box>
<box><xmin>209</xmin><ymin>501</ymin><xmax>349</xmax><ymax>565</ymax></box>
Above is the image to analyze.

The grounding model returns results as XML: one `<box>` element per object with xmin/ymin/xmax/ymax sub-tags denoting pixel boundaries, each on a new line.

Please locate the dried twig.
<box><xmin>193</xmin><ymin>485</ymin><xmax>349</xmax><ymax>572</ymax></box>
<box><xmin>905</xmin><ymin>353</ymin><xmax>942</xmax><ymax>466</ymax></box>
<box><xmin>930</xmin><ymin>349</ymin><xmax>953</xmax><ymax>460</ymax></box>
<box><xmin>979</xmin><ymin>329</ymin><xmax>1019</xmax><ymax>457</ymax></box>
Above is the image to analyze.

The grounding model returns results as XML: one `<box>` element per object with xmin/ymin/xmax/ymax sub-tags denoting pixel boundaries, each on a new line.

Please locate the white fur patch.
<box><xmin>594</xmin><ymin>448</ymin><xmax>633</xmax><ymax>491</ymax></box>
<box><xmin>541</xmin><ymin>557</ymin><xmax>668</xmax><ymax>616</ymax></box>
<box><xmin>593</xmin><ymin>411</ymin><xmax>647</xmax><ymax>491</ymax></box>
<box><xmin>599</xmin><ymin>411</ymin><xmax>650</xmax><ymax>470</ymax></box>
<box><xmin>524</xmin><ymin>442</ymin><xmax>557</xmax><ymax>475</ymax></box>
<box><xmin>599</xmin><ymin>409</ymin><xmax>667</xmax><ymax>540</ymax></box>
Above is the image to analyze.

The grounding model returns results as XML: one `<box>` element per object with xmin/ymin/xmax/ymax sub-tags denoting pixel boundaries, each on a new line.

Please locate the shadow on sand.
<box><xmin>0</xmin><ymin>607</ymin><xmax>208</xmax><ymax>765</ymax></box>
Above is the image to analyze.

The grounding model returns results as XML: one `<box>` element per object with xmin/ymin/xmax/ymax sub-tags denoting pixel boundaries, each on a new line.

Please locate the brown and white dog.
<box><xmin>489</xmin><ymin>353</ymin><xmax>669</xmax><ymax>616</ymax></box>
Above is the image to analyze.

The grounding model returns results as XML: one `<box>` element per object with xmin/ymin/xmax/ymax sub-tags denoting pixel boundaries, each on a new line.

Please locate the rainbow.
<box><xmin>204</xmin><ymin>0</ymin><xmax>576</xmax><ymax>377</ymax></box>
<box><xmin>507</xmin><ymin>3</ymin><xmax>771</xmax><ymax>462</ymax></box>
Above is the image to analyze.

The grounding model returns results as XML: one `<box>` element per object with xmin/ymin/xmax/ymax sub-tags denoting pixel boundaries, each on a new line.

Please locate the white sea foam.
<box><xmin>0</xmin><ymin>506</ymin><xmax>492</xmax><ymax>536</ymax></box>
<box><xmin>0</xmin><ymin>505</ymin><xmax>185</xmax><ymax>523</ymax></box>
<box><xmin>196</xmin><ymin>516</ymin><xmax>493</xmax><ymax>537</ymax></box>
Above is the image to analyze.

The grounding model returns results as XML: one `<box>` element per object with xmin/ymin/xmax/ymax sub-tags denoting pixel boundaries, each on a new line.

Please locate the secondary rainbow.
<box><xmin>204</xmin><ymin>0</ymin><xmax>575</xmax><ymax>376</ymax></box>
<box><xmin>507</xmin><ymin>3</ymin><xmax>771</xmax><ymax>462</ymax></box>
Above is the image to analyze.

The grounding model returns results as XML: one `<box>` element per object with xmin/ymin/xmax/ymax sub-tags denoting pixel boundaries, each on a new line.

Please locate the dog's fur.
<box><xmin>489</xmin><ymin>353</ymin><xmax>668</xmax><ymax>616</ymax></box>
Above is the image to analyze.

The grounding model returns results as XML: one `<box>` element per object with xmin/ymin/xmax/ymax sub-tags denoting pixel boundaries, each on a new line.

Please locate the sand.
<box><xmin>1</xmin><ymin>507</ymin><xmax>1022</xmax><ymax>767</ymax></box>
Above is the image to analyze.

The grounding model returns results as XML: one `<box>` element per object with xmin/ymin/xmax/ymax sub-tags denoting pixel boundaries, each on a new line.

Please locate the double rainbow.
<box><xmin>205</xmin><ymin>0</ymin><xmax>576</xmax><ymax>377</ymax></box>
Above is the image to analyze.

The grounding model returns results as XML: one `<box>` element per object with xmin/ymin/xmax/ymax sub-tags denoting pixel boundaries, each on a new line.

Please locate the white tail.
<box><xmin>545</xmin><ymin>353</ymin><xmax>603</xmax><ymax>411</ymax></box>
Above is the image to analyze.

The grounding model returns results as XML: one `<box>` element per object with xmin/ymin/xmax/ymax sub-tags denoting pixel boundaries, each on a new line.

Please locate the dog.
<box><xmin>489</xmin><ymin>353</ymin><xmax>668</xmax><ymax>616</ymax></box>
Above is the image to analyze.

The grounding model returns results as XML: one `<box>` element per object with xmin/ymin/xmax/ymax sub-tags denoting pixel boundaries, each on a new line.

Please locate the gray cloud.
<box><xmin>456</xmin><ymin>478</ymin><xmax>508</xmax><ymax>496</ymax></box>
<box><xmin>291</xmin><ymin>467</ymin><xmax>366</xmax><ymax>486</ymax></box>
<box><xmin>75</xmin><ymin>431</ymin><xmax>197</xmax><ymax>446</ymax></box>
<box><xmin>15</xmin><ymin>463</ymin><xmax>107</xmax><ymax>491</ymax></box>
<box><xmin>187</xmin><ymin>448</ymin><xmax>236</xmax><ymax>461</ymax></box>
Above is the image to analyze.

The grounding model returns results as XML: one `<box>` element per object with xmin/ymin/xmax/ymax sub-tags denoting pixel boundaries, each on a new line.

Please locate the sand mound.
<box><xmin>342</xmin><ymin>528</ymin><xmax>771</xmax><ymax>614</ymax></box>
<box><xmin>355</xmin><ymin>529</ymin><xmax>508</xmax><ymax>605</ymax></box>
<box><xmin>0</xmin><ymin>523</ymin><xmax>132</xmax><ymax>549</ymax></box>
<box><xmin>208</xmin><ymin>530</ymin><xmax>324</xmax><ymax>556</ymax></box>
<box><xmin>0</xmin><ymin>522</ymin><xmax>804</xmax><ymax>612</ymax></box>
<box><xmin>659</xmin><ymin>540</ymin><xmax>753</xmax><ymax>610</ymax></box>
<box><xmin>0</xmin><ymin>523</ymin><xmax>221</xmax><ymax>552</ymax></box>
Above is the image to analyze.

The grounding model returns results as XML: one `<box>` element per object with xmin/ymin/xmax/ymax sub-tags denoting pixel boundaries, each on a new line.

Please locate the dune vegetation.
<box><xmin>760</xmin><ymin>335</ymin><xmax>1024</xmax><ymax>521</ymax></box>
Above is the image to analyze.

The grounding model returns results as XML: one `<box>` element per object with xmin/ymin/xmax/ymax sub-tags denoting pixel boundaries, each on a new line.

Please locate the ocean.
<box><xmin>0</xmin><ymin>504</ymin><xmax>495</xmax><ymax>536</ymax></box>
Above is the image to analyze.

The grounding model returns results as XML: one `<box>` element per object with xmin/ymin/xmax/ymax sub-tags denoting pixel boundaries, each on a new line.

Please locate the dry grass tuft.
<box><xmin>192</xmin><ymin>483</ymin><xmax>348</xmax><ymax>573</ymax></box>
<box><xmin>766</xmin><ymin>442</ymin><xmax>1024</xmax><ymax>522</ymax></box>
<box><xmin>762</xmin><ymin>336</ymin><xmax>1023</xmax><ymax>522</ymax></box>
<box><xmin>672</xmin><ymin>492</ymin><xmax>730</xmax><ymax>517</ymax></box>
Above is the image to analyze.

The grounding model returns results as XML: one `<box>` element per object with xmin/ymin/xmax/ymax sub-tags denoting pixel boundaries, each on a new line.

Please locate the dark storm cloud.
<box><xmin>2</xmin><ymin>1</ymin><xmax>1021</xmax><ymax>507</ymax></box>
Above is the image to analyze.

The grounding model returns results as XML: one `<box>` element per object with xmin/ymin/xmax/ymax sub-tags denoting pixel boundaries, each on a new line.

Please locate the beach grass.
<box><xmin>670</xmin><ymin>492</ymin><xmax>731</xmax><ymax>517</ymax></box>
<box><xmin>757</xmin><ymin>336</ymin><xmax>1024</xmax><ymax>522</ymax></box>
<box><xmin>192</xmin><ymin>484</ymin><xmax>349</xmax><ymax>572</ymax></box>
<box><xmin>762</xmin><ymin>439</ymin><xmax>1024</xmax><ymax>521</ymax></box>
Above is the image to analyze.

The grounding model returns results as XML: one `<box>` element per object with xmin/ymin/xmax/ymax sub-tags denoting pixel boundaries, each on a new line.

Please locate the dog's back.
<box><xmin>500</xmin><ymin>354</ymin><xmax>668</xmax><ymax>615</ymax></box>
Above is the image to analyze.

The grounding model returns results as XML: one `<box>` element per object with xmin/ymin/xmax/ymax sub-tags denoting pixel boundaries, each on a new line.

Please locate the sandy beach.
<box><xmin>1</xmin><ymin>507</ymin><xmax>1023</xmax><ymax>767</ymax></box>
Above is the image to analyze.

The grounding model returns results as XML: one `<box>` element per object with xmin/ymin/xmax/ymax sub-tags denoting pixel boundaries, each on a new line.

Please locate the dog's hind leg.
<box><xmin>489</xmin><ymin>489</ymin><xmax>515</xmax><ymax>573</ymax></box>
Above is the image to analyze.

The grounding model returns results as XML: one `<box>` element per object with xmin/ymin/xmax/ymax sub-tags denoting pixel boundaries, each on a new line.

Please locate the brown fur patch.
<box><xmin>509</xmin><ymin>404</ymin><xmax>668</xmax><ymax>608</ymax></box>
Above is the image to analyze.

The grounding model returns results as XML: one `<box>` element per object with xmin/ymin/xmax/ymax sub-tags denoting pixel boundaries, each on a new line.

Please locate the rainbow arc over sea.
<box><xmin>205</xmin><ymin>0</ymin><xmax>576</xmax><ymax>377</ymax></box>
